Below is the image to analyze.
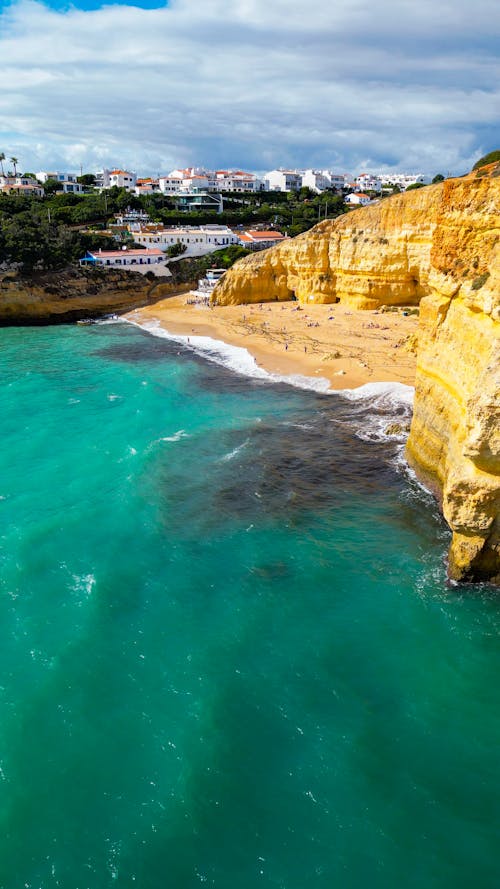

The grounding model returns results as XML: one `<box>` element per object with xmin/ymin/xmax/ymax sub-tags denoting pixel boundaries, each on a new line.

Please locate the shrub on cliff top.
<box><xmin>472</xmin><ymin>150</ymin><xmax>500</xmax><ymax>170</ymax></box>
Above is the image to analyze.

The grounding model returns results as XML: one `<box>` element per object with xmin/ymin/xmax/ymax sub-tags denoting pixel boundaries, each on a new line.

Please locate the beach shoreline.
<box><xmin>126</xmin><ymin>292</ymin><xmax>418</xmax><ymax>391</ymax></box>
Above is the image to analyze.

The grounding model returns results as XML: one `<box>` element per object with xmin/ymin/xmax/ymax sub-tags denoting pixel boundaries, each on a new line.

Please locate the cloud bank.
<box><xmin>0</xmin><ymin>0</ymin><xmax>499</xmax><ymax>175</ymax></box>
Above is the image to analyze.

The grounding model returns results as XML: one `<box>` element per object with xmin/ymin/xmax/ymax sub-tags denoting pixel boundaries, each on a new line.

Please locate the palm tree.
<box><xmin>10</xmin><ymin>156</ymin><xmax>18</xmax><ymax>176</ymax></box>
<box><xmin>0</xmin><ymin>152</ymin><xmax>5</xmax><ymax>176</ymax></box>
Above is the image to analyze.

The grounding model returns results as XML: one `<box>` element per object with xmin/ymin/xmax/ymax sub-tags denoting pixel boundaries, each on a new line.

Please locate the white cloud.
<box><xmin>0</xmin><ymin>0</ymin><xmax>499</xmax><ymax>175</ymax></box>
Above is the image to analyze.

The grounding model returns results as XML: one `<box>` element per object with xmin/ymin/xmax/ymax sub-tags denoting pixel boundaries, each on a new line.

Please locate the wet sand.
<box><xmin>126</xmin><ymin>294</ymin><xmax>418</xmax><ymax>390</ymax></box>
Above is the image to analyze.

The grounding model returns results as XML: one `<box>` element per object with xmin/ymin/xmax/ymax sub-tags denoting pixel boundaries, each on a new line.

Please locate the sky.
<box><xmin>0</xmin><ymin>0</ymin><xmax>499</xmax><ymax>177</ymax></box>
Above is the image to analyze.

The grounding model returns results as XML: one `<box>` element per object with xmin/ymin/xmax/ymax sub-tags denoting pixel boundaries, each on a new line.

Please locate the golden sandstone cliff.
<box><xmin>0</xmin><ymin>267</ymin><xmax>184</xmax><ymax>325</ymax></box>
<box><xmin>213</xmin><ymin>171</ymin><xmax>500</xmax><ymax>585</ymax></box>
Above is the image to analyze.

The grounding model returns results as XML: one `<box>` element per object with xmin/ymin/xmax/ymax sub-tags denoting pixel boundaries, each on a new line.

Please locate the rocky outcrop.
<box><xmin>0</xmin><ymin>267</ymin><xmax>187</xmax><ymax>325</ymax></box>
<box><xmin>213</xmin><ymin>171</ymin><xmax>500</xmax><ymax>584</ymax></box>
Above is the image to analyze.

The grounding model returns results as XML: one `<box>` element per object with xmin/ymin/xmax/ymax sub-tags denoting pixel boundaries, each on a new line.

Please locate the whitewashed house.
<box><xmin>345</xmin><ymin>192</ymin><xmax>372</xmax><ymax>206</ymax></box>
<box><xmin>158</xmin><ymin>175</ymin><xmax>184</xmax><ymax>195</ymax></box>
<box><xmin>95</xmin><ymin>169</ymin><xmax>137</xmax><ymax>191</ymax></box>
<box><xmin>354</xmin><ymin>173</ymin><xmax>382</xmax><ymax>193</ymax></box>
<box><xmin>0</xmin><ymin>175</ymin><xmax>44</xmax><ymax>196</ymax></box>
<box><xmin>379</xmin><ymin>173</ymin><xmax>430</xmax><ymax>190</ymax></box>
<box><xmin>301</xmin><ymin>170</ymin><xmax>333</xmax><ymax>193</ymax></box>
<box><xmin>237</xmin><ymin>230</ymin><xmax>287</xmax><ymax>249</ymax></box>
<box><xmin>264</xmin><ymin>169</ymin><xmax>303</xmax><ymax>192</ymax></box>
<box><xmin>79</xmin><ymin>247</ymin><xmax>167</xmax><ymax>269</ymax></box>
<box><xmin>214</xmin><ymin>170</ymin><xmax>265</xmax><ymax>192</ymax></box>
<box><xmin>134</xmin><ymin>178</ymin><xmax>160</xmax><ymax>195</ymax></box>
<box><xmin>133</xmin><ymin>224</ymin><xmax>238</xmax><ymax>257</ymax></box>
<box><xmin>36</xmin><ymin>171</ymin><xmax>84</xmax><ymax>193</ymax></box>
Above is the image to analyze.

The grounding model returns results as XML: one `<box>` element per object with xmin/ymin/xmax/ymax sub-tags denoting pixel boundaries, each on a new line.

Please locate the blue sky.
<box><xmin>0</xmin><ymin>0</ymin><xmax>499</xmax><ymax>176</ymax></box>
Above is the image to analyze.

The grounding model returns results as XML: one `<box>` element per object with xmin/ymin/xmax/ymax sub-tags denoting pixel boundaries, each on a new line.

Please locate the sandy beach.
<box><xmin>126</xmin><ymin>293</ymin><xmax>418</xmax><ymax>390</ymax></box>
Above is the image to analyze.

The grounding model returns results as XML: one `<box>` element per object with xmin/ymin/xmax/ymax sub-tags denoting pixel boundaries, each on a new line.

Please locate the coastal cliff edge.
<box><xmin>0</xmin><ymin>267</ymin><xmax>187</xmax><ymax>325</ymax></box>
<box><xmin>213</xmin><ymin>171</ymin><xmax>500</xmax><ymax>584</ymax></box>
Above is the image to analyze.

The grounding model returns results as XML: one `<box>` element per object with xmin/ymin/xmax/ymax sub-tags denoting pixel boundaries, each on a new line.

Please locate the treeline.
<box><xmin>0</xmin><ymin>200</ymin><xmax>117</xmax><ymax>272</ymax></box>
<box><xmin>0</xmin><ymin>185</ymin><xmax>346</xmax><ymax>273</ymax></box>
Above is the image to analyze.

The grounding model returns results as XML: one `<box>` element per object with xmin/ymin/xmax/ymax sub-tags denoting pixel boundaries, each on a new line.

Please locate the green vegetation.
<box><xmin>472</xmin><ymin>150</ymin><xmax>500</xmax><ymax>170</ymax></box>
<box><xmin>432</xmin><ymin>173</ymin><xmax>445</xmax><ymax>183</ymax></box>
<box><xmin>165</xmin><ymin>242</ymin><xmax>187</xmax><ymax>257</ymax></box>
<box><xmin>0</xmin><ymin>195</ymin><xmax>118</xmax><ymax>272</ymax></box>
<box><xmin>405</xmin><ymin>182</ymin><xmax>425</xmax><ymax>191</ymax></box>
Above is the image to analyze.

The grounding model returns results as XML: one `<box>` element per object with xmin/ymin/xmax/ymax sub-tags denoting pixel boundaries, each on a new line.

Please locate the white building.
<box><xmin>301</xmin><ymin>170</ymin><xmax>330</xmax><ymax>193</ymax></box>
<box><xmin>0</xmin><ymin>175</ymin><xmax>44</xmax><ymax>196</ymax></box>
<box><xmin>79</xmin><ymin>247</ymin><xmax>166</xmax><ymax>268</ymax></box>
<box><xmin>36</xmin><ymin>171</ymin><xmax>84</xmax><ymax>193</ymax></box>
<box><xmin>379</xmin><ymin>173</ymin><xmax>430</xmax><ymax>190</ymax></box>
<box><xmin>95</xmin><ymin>169</ymin><xmax>137</xmax><ymax>191</ymax></box>
<box><xmin>158</xmin><ymin>175</ymin><xmax>184</xmax><ymax>195</ymax></box>
<box><xmin>134</xmin><ymin>178</ymin><xmax>160</xmax><ymax>195</ymax></box>
<box><xmin>327</xmin><ymin>172</ymin><xmax>350</xmax><ymax>190</ymax></box>
<box><xmin>133</xmin><ymin>224</ymin><xmax>238</xmax><ymax>257</ymax></box>
<box><xmin>264</xmin><ymin>169</ymin><xmax>303</xmax><ymax>192</ymax></box>
<box><xmin>214</xmin><ymin>170</ymin><xmax>265</xmax><ymax>192</ymax></box>
<box><xmin>345</xmin><ymin>192</ymin><xmax>372</xmax><ymax>206</ymax></box>
<box><xmin>354</xmin><ymin>173</ymin><xmax>382</xmax><ymax>193</ymax></box>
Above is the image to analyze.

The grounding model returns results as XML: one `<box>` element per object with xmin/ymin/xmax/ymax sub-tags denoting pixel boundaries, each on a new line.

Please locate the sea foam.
<box><xmin>126</xmin><ymin>318</ymin><xmax>332</xmax><ymax>393</ymax></box>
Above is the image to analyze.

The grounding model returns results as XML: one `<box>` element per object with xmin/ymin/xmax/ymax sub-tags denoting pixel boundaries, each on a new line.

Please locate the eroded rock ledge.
<box><xmin>213</xmin><ymin>173</ymin><xmax>500</xmax><ymax>584</ymax></box>
<box><xmin>0</xmin><ymin>267</ymin><xmax>185</xmax><ymax>325</ymax></box>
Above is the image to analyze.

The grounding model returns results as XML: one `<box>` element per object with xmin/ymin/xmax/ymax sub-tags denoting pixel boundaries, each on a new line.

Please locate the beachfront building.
<box><xmin>237</xmin><ymin>230</ymin><xmax>287</xmax><ymax>250</ymax></box>
<box><xmin>79</xmin><ymin>247</ymin><xmax>166</xmax><ymax>269</ymax></box>
<box><xmin>133</xmin><ymin>224</ymin><xmax>238</xmax><ymax>257</ymax></box>
<box><xmin>345</xmin><ymin>192</ymin><xmax>372</xmax><ymax>206</ymax></box>
<box><xmin>36</xmin><ymin>171</ymin><xmax>84</xmax><ymax>193</ymax></box>
<box><xmin>264</xmin><ymin>169</ymin><xmax>303</xmax><ymax>192</ymax></box>
<box><xmin>0</xmin><ymin>174</ymin><xmax>45</xmax><ymax>196</ymax></box>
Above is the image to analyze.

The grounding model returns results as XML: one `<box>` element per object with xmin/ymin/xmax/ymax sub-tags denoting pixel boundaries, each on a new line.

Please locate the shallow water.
<box><xmin>0</xmin><ymin>322</ymin><xmax>498</xmax><ymax>889</ymax></box>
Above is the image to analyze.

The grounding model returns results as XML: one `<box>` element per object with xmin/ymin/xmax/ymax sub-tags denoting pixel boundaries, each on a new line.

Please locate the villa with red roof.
<box><xmin>237</xmin><ymin>230</ymin><xmax>288</xmax><ymax>249</ymax></box>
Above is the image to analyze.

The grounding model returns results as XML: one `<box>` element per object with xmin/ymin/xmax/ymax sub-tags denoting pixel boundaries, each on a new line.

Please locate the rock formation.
<box><xmin>213</xmin><ymin>170</ymin><xmax>500</xmax><ymax>584</ymax></box>
<box><xmin>0</xmin><ymin>267</ymin><xmax>186</xmax><ymax>325</ymax></box>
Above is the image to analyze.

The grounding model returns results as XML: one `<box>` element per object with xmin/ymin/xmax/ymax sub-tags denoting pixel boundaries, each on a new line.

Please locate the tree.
<box><xmin>43</xmin><ymin>178</ymin><xmax>63</xmax><ymax>195</ymax></box>
<box><xmin>299</xmin><ymin>186</ymin><xmax>315</xmax><ymax>201</ymax></box>
<box><xmin>406</xmin><ymin>182</ymin><xmax>425</xmax><ymax>191</ymax></box>
<box><xmin>77</xmin><ymin>173</ymin><xmax>96</xmax><ymax>187</ymax></box>
<box><xmin>432</xmin><ymin>173</ymin><xmax>445</xmax><ymax>183</ymax></box>
<box><xmin>10</xmin><ymin>157</ymin><xmax>18</xmax><ymax>176</ymax></box>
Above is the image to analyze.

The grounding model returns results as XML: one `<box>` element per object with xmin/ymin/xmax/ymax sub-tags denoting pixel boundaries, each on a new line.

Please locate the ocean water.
<box><xmin>0</xmin><ymin>322</ymin><xmax>499</xmax><ymax>889</ymax></box>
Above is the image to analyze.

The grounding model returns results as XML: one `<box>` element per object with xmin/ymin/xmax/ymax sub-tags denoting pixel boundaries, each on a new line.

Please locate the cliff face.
<box><xmin>0</xmin><ymin>268</ymin><xmax>184</xmax><ymax>325</ymax></box>
<box><xmin>214</xmin><ymin>173</ymin><xmax>500</xmax><ymax>584</ymax></box>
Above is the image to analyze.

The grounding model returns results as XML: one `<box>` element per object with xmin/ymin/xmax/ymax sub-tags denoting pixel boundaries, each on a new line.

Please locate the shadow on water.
<box><xmin>151</xmin><ymin>409</ymin><xmax>404</xmax><ymax>537</ymax></box>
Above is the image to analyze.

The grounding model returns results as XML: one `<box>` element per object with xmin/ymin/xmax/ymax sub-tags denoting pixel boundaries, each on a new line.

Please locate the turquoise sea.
<box><xmin>0</xmin><ymin>321</ymin><xmax>499</xmax><ymax>889</ymax></box>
